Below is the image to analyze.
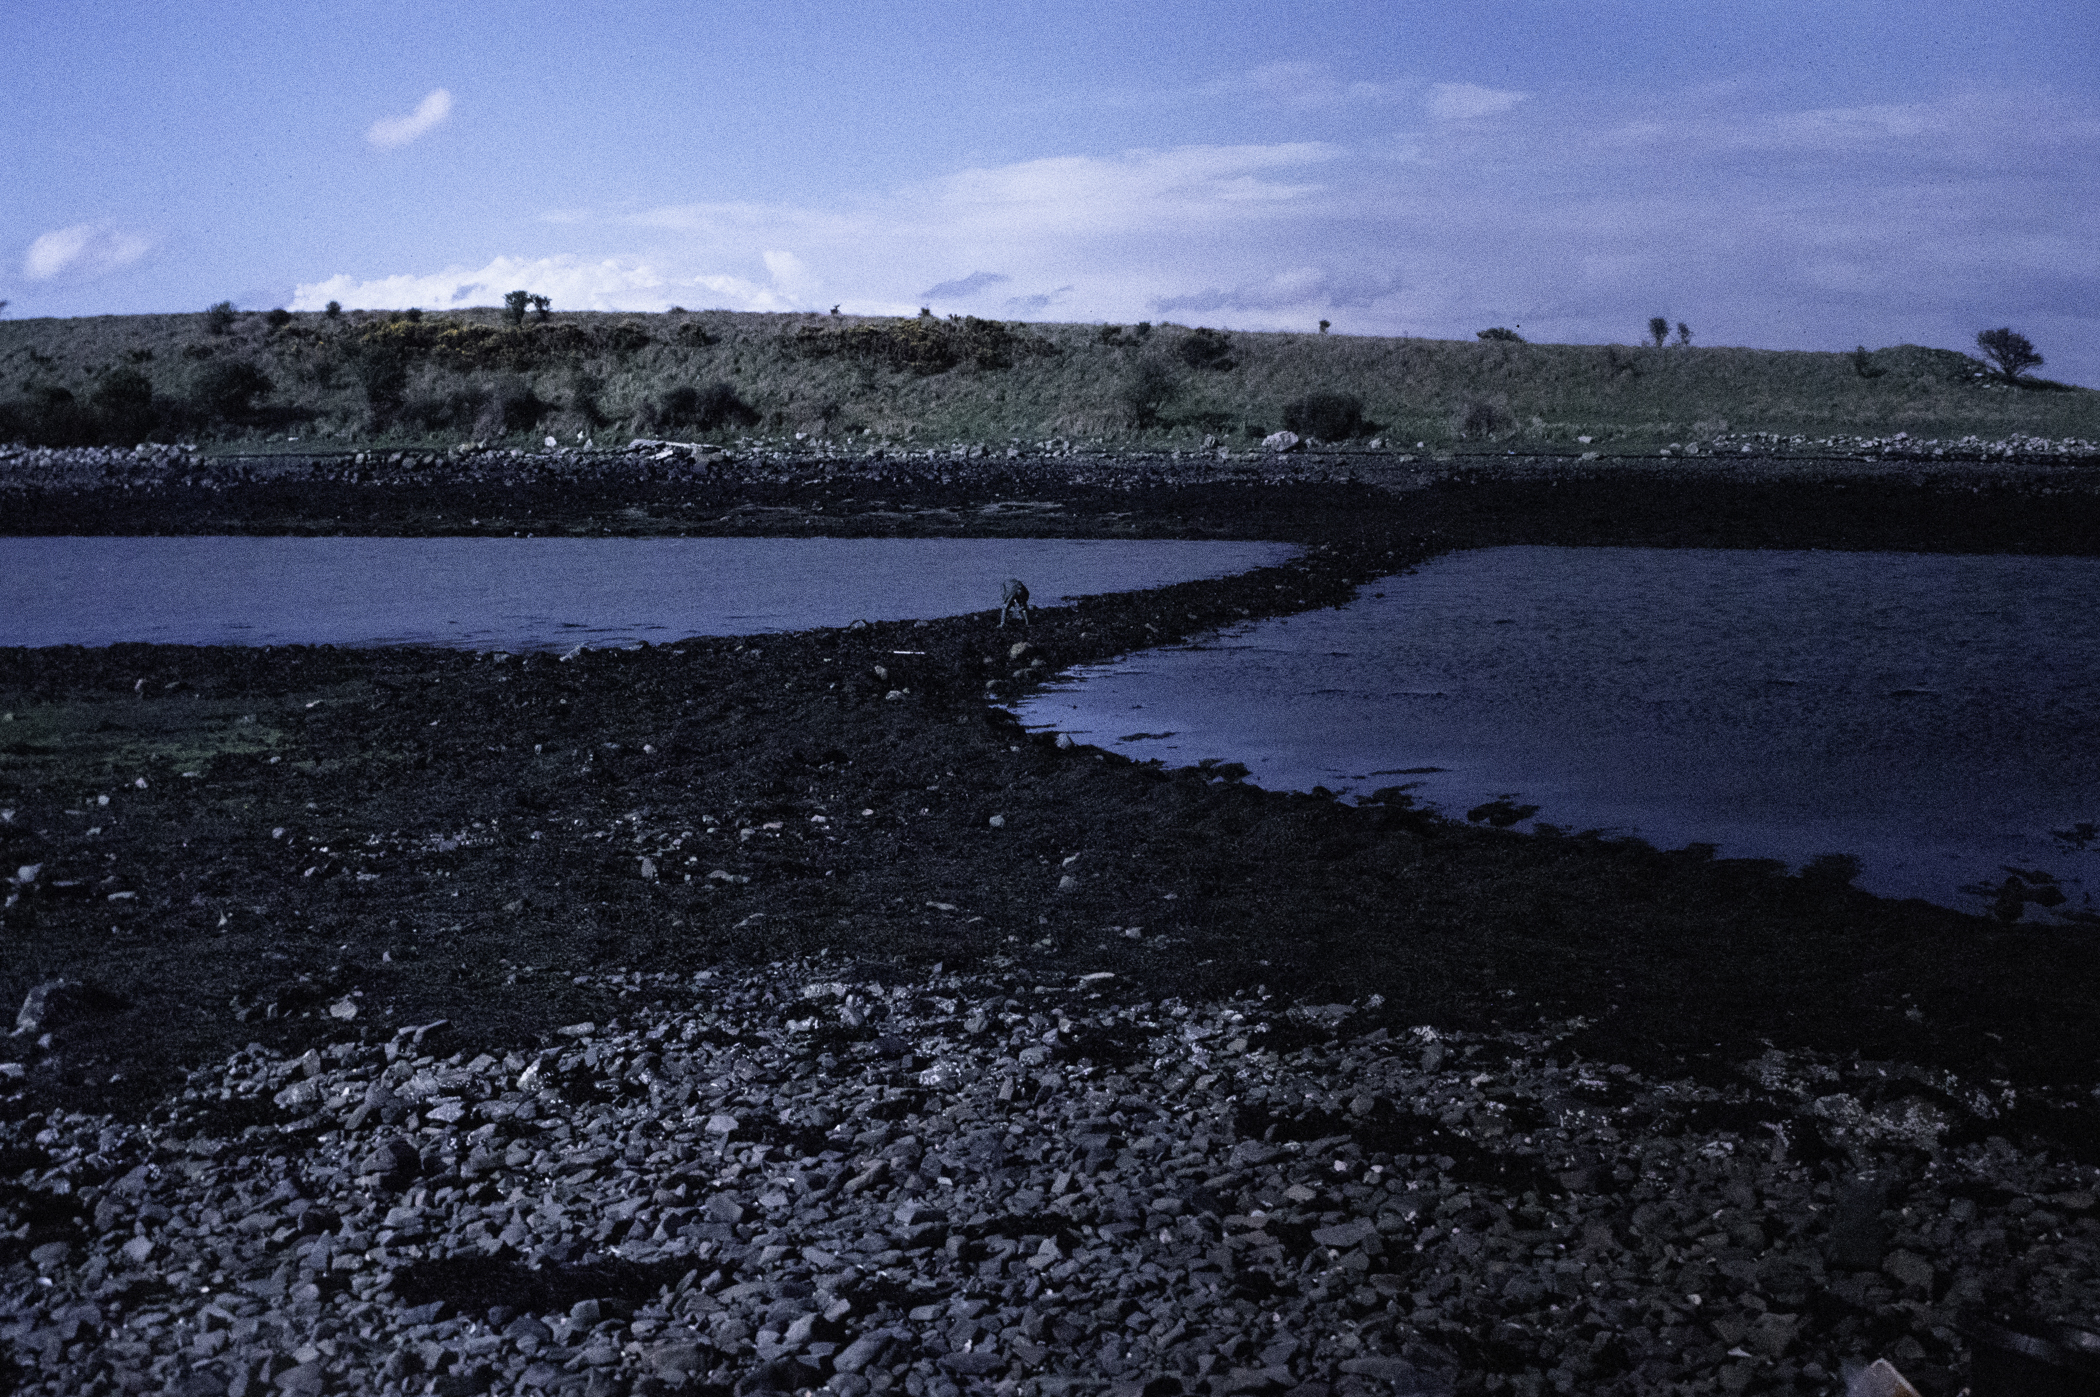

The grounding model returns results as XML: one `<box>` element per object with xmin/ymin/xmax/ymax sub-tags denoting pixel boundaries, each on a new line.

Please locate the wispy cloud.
<box><xmin>1152</xmin><ymin>267</ymin><xmax>1404</xmax><ymax>316</ymax></box>
<box><xmin>922</xmin><ymin>271</ymin><xmax>1010</xmax><ymax>300</ymax></box>
<box><xmin>1244</xmin><ymin>61</ymin><xmax>1393</xmax><ymax>110</ymax></box>
<box><xmin>1004</xmin><ymin>285</ymin><xmax>1073</xmax><ymax>315</ymax></box>
<box><xmin>1426</xmin><ymin>82</ymin><xmax>1527</xmax><ymax>121</ymax></box>
<box><xmin>367</xmin><ymin>89</ymin><xmax>454</xmax><ymax>149</ymax></box>
<box><xmin>23</xmin><ymin>224</ymin><xmax>151</xmax><ymax>281</ymax></box>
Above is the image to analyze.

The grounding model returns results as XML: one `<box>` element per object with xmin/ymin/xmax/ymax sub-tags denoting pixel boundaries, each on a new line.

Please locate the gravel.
<box><xmin>6</xmin><ymin>959</ymin><xmax>2098</xmax><ymax>1396</ymax></box>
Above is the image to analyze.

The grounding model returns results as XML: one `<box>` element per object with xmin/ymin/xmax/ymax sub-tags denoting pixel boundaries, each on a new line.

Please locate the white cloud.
<box><xmin>1426</xmin><ymin>83</ymin><xmax>1527</xmax><ymax>121</ymax></box>
<box><xmin>761</xmin><ymin>250</ymin><xmax>819</xmax><ymax>301</ymax></box>
<box><xmin>290</xmin><ymin>253</ymin><xmax>808</xmax><ymax>314</ymax></box>
<box><xmin>23</xmin><ymin>224</ymin><xmax>151</xmax><ymax>281</ymax></box>
<box><xmin>367</xmin><ymin>89</ymin><xmax>454</xmax><ymax>149</ymax></box>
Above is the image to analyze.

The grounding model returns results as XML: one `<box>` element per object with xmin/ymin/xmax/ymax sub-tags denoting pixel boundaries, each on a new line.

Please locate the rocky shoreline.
<box><xmin>7</xmin><ymin>454</ymin><xmax>2100</xmax><ymax>1395</ymax></box>
<box><xmin>8</xmin><ymin>956</ymin><xmax>2100</xmax><ymax>1397</ymax></box>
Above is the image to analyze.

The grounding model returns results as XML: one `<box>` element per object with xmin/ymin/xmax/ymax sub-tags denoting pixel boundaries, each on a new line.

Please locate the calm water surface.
<box><xmin>1014</xmin><ymin>546</ymin><xmax>2100</xmax><ymax>916</ymax></box>
<box><xmin>0</xmin><ymin>537</ymin><xmax>1295</xmax><ymax>650</ymax></box>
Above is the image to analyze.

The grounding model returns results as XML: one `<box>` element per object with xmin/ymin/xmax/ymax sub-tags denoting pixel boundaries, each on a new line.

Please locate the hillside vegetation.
<box><xmin>1</xmin><ymin>307</ymin><xmax>2093</xmax><ymax>453</ymax></box>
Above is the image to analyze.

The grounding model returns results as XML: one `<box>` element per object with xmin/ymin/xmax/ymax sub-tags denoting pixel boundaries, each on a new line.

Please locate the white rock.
<box><xmin>1262</xmin><ymin>431</ymin><xmax>1302</xmax><ymax>452</ymax></box>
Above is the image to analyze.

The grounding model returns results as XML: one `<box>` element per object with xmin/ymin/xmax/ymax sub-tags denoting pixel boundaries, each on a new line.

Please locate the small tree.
<box><xmin>1476</xmin><ymin>327</ymin><xmax>1523</xmax><ymax>342</ymax></box>
<box><xmin>1648</xmin><ymin>316</ymin><xmax>1670</xmax><ymax>348</ymax></box>
<box><xmin>1851</xmin><ymin>345</ymin><xmax>1884</xmax><ymax>379</ymax></box>
<box><xmin>1318</xmin><ymin>319</ymin><xmax>1331</xmax><ymax>334</ymax></box>
<box><xmin>1976</xmin><ymin>327</ymin><xmax>2043</xmax><ymax>381</ymax></box>
<box><xmin>1675</xmin><ymin>322</ymin><xmax>1691</xmax><ymax>347</ymax></box>
<box><xmin>205</xmin><ymin>300</ymin><xmax>238</xmax><ymax>335</ymax></box>
<box><xmin>503</xmin><ymin>290</ymin><xmax>532</xmax><ymax>327</ymax></box>
<box><xmin>325</xmin><ymin>301</ymin><xmax>342</xmax><ymax>319</ymax></box>
<box><xmin>265</xmin><ymin>308</ymin><xmax>292</xmax><ymax>330</ymax></box>
<box><xmin>528</xmin><ymin>294</ymin><xmax>552</xmax><ymax>323</ymax></box>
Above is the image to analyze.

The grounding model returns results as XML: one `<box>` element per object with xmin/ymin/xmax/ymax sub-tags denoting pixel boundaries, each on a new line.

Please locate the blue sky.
<box><xmin>6</xmin><ymin>1</ymin><xmax>2096</xmax><ymax>383</ymax></box>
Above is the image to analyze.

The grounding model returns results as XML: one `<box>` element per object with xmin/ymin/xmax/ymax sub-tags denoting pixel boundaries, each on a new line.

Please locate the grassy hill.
<box><xmin>1</xmin><ymin>306</ymin><xmax>2093</xmax><ymax>453</ymax></box>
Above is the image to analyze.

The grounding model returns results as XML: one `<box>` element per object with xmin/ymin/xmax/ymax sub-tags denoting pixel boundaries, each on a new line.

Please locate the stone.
<box><xmin>648</xmin><ymin>1342</ymin><xmax>709</xmax><ymax>1376</ymax></box>
<box><xmin>505</xmin><ymin>1316</ymin><xmax>555</xmax><ymax>1345</ymax></box>
<box><xmin>1262</xmin><ymin>431</ymin><xmax>1301</xmax><ymax>452</ymax></box>
<box><xmin>274</xmin><ymin>1361</ymin><xmax>327</xmax><ymax>1394</ymax></box>
<box><xmin>13</xmin><ymin>977</ymin><xmax>68</xmax><ymax>1035</ymax></box>
<box><xmin>1883</xmin><ymin>1249</ymin><xmax>1934</xmax><ymax>1291</ymax></box>
<box><xmin>832</xmin><ymin>1331</ymin><xmax>895</xmax><ymax>1374</ymax></box>
<box><xmin>359</xmin><ymin>1137</ymin><xmax>421</xmax><ymax>1189</ymax></box>
<box><xmin>1310</xmin><ymin>1219</ymin><xmax>1378</xmax><ymax>1249</ymax></box>
<box><xmin>1826</xmin><ymin>1179</ymin><xmax>1892</xmax><ymax>1270</ymax></box>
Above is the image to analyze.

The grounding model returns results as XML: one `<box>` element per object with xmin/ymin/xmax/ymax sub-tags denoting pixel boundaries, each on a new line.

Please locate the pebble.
<box><xmin>3</xmin><ymin>956</ymin><xmax>2094</xmax><ymax>1395</ymax></box>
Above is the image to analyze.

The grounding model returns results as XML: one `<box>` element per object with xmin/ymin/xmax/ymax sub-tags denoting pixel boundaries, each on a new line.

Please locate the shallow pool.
<box><xmin>0</xmin><ymin>536</ymin><xmax>1297</xmax><ymax>651</ymax></box>
<box><xmin>1014</xmin><ymin>545</ymin><xmax>2100</xmax><ymax>917</ymax></box>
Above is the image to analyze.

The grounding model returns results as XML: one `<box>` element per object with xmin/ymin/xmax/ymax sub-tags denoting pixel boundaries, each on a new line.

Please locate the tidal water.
<box><xmin>0</xmin><ymin>536</ymin><xmax>1295</xmax><ymax>651</ymax></box>
<box><xmin>1014</xmin><ymin>546</ymin><xmax>2100</xmax><ymax>917</ymax></box>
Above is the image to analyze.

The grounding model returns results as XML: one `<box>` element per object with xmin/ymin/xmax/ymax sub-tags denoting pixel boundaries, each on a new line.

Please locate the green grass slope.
<box><xmin>1</xmin><ymin>307</ymin><xmax>2093</xmax><ymax>452</ymax></box>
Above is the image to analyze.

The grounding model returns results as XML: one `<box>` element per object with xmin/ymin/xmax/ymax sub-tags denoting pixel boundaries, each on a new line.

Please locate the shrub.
<box><xmin>784</xmin><ymin>316</ymin><xmax>1052</xmax><ymax>376</ymax></box>
<box><xmin>1456</xmin><ymin>397</ymin><xmax>1507</xmax><ymax>438</ymax></box>
<box><xmin>1318</xmin><ymin>319</ymin><xmax>1331</xmax><ymax>334</ymax></box>
<box><xmin>568</xmin><ymin>371</ymin><xmax>608</xmax><ymax>428</ymax></box>
<box><xmin>503</xmin><ymin>290</ymin><xmax>532</xmax><ymax>327</ymax></box>
<box><xmin>265</xmin><ymin>308</ymin><xmax>292</xmax><ymax>330</ymax></box>
<box><xmin>643</xmin><ymin>381</ymin><xmax>759</xmax><ymax>433</ymax></box>
<box><xmin>1476</xmin><ymin>327</ymin><xmax>1524</xmax><ymax>342</ymax></box>
<box><xmin>1976</xmin><ymin>327</ymin><xmax>2043</xmax><ymax>381</ymax></box>
<box><xmin>1177</xmin><ymin>327</ymin><xmax>1234</xmax><ymax>371</ymax></box>
<box><xmin>1647</xmin><ymin>316</ymin><xmax>1670</xmax><ymax>349</ymax></box>
<box><xmin>472</xmin><ymin>375</ymin><xmax>551</xmax><ymax>437</ymax></box>
<box><xmin>1281</xmin><ymin>392</ymin><xmax>1366</xmax><ymax>440</ymax></box>
<box><xmin>1851</xmin><ymin>345</ymin><xmax>1884</xmax><ymax>379</ymax></box>
<box><xmin>0</xmin><ymin>385</ymin><xmax>99</xmax><ymax>446</ymax></box>
<box><xmin>1675</xmin><ymin>321</ymin><xmax>1692</xmax><ymax>347</ymax></box>
<box><xmin>190</xmin><ymin>360</ymin><xmax>273</xmax><ymax>420</ymax></box>
<box><xmin>1118</xmin><ymin>359</ymin><xmax>1179</xmax><ymax>429</ymax></box>
<box><xmin>528</xmin><ymin>295</ymin><xmax>551</xmax><ymax>323</ymax></box>
<box><xmin>89</xmin><ymin>367</ymin><xmax>160</xmax><ymax>443</ymax></box>
<box><xmin>204</xmin><ymin>301</ymin><xmax>237</xmax><ymax>335</ymax></box>
<box><xmin>325</xmin><ymin>301</ymin><xmax>342</xmax><ymax>318</ymax></box>
<box><xmin>346</xmin><ymin>339</ymin><xmax>412</xmax><ymax>424</ymax></box>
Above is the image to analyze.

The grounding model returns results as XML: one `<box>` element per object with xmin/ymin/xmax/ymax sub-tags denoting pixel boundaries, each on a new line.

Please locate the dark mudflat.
<box><xmin>4</xmin><ymin>456</ymin><xmax>2100</xmax><ymax>1144</ymax></box>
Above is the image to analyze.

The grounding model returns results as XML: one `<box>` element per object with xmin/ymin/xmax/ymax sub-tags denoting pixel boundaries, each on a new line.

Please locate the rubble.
<box><xmin>5</xmin><ymin>958</ymin><xmax>2095</xmax><ymax>1395</ymax></box>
